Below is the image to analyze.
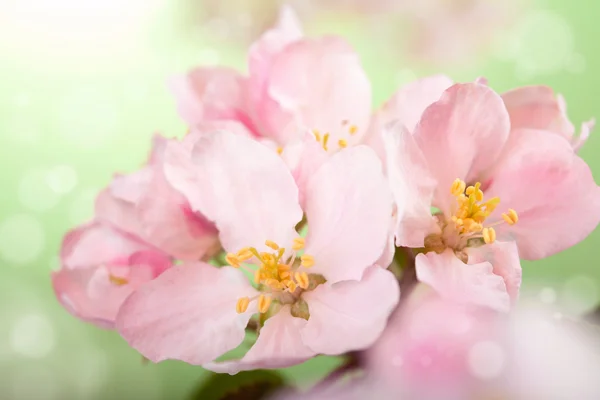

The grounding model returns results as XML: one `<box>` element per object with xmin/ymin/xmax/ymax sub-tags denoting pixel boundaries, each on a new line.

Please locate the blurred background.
<box><xmin>0</xmin><ymin>0</ymin><xmax>598</xmax><ymax>398</ymax></box>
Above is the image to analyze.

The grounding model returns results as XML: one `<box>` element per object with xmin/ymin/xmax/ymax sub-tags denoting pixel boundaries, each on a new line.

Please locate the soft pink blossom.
<box><xmin>384</xmin><ymin>82</ymin><xmax>600</xmax><ymax>310</ymax></box>
<box><xmin>52</xmin><ymin>222</ymin><xmax>171</xmax><ymax>329</ymax></box>
<box><xmin>366</xmin><ymin>292</ymin><xmax>600</xmax><ymax>399</ymax></box>
<box><xmin>116</xmin><ymin>131</ymin><xmax>398</xmax><ymax>372</ymax></box>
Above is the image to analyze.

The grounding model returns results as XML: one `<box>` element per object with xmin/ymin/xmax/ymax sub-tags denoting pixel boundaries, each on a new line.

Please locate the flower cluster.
<box><xmin>52</xmin><ymin>5</ymin><xmax>600</xmax><ymax>396</ymax></box>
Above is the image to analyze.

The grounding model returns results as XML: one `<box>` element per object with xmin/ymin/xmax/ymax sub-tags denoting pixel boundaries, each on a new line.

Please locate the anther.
<box><xmin>338</xmin><ymin>139</ymin><xmax>347</xmax><ymax>148</ymax></box>
<box><xmin>292</xmin><ymin>237</ymin><xmax>305</xmax><ymax>251</ymax></box>
<box><xmin>109</xmin><ymin>275</ymin><xmax>128</xmax><ymax>286</ymax></box>
<box><xmin>279</xmin><ymin>270</ymin><xmax>290</xmax><ymax>280</ymax></box>
<box><xmin>236</xmin><ymin>297</ymin><xmax>250</xmax><ymax>314</ymax></box>
<box><xmin>322</xmin><ymin>133</ymin><xmax>330</xmax><ymax>151</ymax></box>
<box><xmin>295</xmin><ymin>272</ymin><xmax>309</xmax><ymax>289</ymax></box>
<box><xmin>265</xmin><ymin>240</ymin><xmax>279</xmax><ymax>250</ymax></box>
<box><xmin>482</xmin><ymin>227</ymin><xmax>496</xmax><ymax>244</ymax></box>
<box><xmin>254</xmin><ymin>270</ymin><xmax>262</xmax><ymax>284</ymax></box>
<box><xmin>276</xmin><ymin>147</ymin><xmax>283</xmax><ymax>155</ymax></box>
<box><xmin>313</xmin><ymin>129</ymin><xmax>321</xmax><ymax>142</ymax></box>
<box><xmin>258</xmin><ymin>294</ymin><xmax>272</xmax><ymax>313</ymax></box>
<box><xmin>226</xmin><ymin>253</ymin><xmax>241</xmax><ymax>268</ymax></box>
<box><xmin>301</xmin><ymin>254</ymin><xmax>315</xmax><ymax>268</ymax></box>
<box><xmin>349</xmin><ymin>125</ymin><xmax>358</xmax><ymax>135</ymax></box>
<box><xmin>451</xmin><ymin>179</ymin><xmax>466</xmax><ymax>196</ymax></box>
<box><xmin>287</xmin><ymin>281</ymin><xmax>298</xmax><ymax>293</ymax></box>
<box><xmin>237</xmin><ymin>248</ymin><xmax>253</xmax><ymax>261</ymax></box>
<box><xmin>502</xmin><ymin>209</ymin><xmax>519</xmax><ymax>225</ymax></box>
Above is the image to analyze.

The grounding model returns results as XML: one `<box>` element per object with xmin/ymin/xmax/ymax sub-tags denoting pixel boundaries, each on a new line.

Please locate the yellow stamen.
<box><xmin>338</xmin><ymin>139</ymin><xmax>348</xmax><ymax>148</ymax></box>
<box><xmin>237</xmin><ymin>248</ymin><xmax>253</xmax><ymax>261</ymax></box>
<box><xmin>226</xmin><ymin>253</ymin><xmax>241</xmax><ymax>268</ymax></box>
<box><xmin>109</xmin><ymin>275</ymin><xmax>128</xmax><ymax>286</ymax></box>
<box><xmin>292</xmin><ymin>237</ymin><xmax>305</xmax><ymax>251</ymax></box>
<box><xmin>276</xmin><ymin>147</ymin><xmax>283</xmax><ymax>155</ymax></box>
<box><xmin>322</xmin><ymin>133</ymin><xmax>330</xmax><ymax>151</ymax></box>
<box><xmin>502</xmin><ymin>209</ymin><xmax>519</xmax><ymax>225</ymax></box>
<box><xmin>482</xmin><ymin>227</ymin><xmax>496</xmax><ymax>244</ymax></box>
<box><xmin>313</xmin><ymin>129</ymin><xmax>321</xmax><ymax>142</ymax></box>
<box><xmin>258</xmin><ymin>294</ymin><xmax>272</xmax><ymax>313</ymax></box>
<box><xmin>300</xmin><ymin>254</ymin><xmax>315</xmax><ymax>268</ymax></box>
<box><xmin>287</xmin><ymin>281</ymin><xmax>298</xmax><ymax>293</ymax></box>
<box><xmin>295</xmin><ymin>272</ymin><xmax>309</xmax><ymax>289</ymax></box>
<box><xmin>279</xmin><ymin>270</ymin><xmax>290</xmax><ymax>280</ymax></box>
<box><xmin>265</xmin><ymin>240</ymin><xmax>279</xmax><ymax>250</ymax></box>
<box><xmin>254</xmin><ymin>270</ymin><xmax>262</xmax><ymax>284</ymax></box>
<box><xmin>450</xmin><ymin>179</ymin><xmax>466</xmax><ymax>196</ymax></box>
<box><xmin>349</xmin><ymin>125</ymin><xmax>358</xmax><ymax>135</ymax></box>
<box><xmin>236</xmin><ymin>297</ymin><xmax>250</xmax><ymax>314</ymax></box>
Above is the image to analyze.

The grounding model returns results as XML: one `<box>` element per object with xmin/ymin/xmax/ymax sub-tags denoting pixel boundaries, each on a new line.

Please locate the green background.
<box><xmin>1</xmin><ymin>0</ymin><xmax>598</xmax><ymax>398</ymax></box>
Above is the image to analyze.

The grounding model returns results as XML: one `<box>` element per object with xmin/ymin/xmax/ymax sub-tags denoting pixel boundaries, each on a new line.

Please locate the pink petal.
<box><xmin>279</xmin><ymin>131</ymin><xmax>328</xmax><ymax>208</ymax></box>
<box><xmin>205</xmin><ymin>306</ymin><xmax>315</xmax><ymax>374</ymax></box>
<box><xmin>61</xmin><ymin>222</ymin><xmax>149</xmax><ymax>269</ymax></box>
<box><xmin>573</xmin><ymin>118</ymin><xmax>595</xmax><ymax>152</ymax></box>
<box><xmin>377</xmin><ymin>74</ymin><xmax>454</xmax><ymax>133</ymax></box>
<box><xmin>162</xmin><ymin>121</ymin><xmax>255</xmax><ymax>223</ymax></box>
<box><xmin>169</xmin><ymin>67</ymin><xmax>259</xmax><ymax>135</ymax></box>
<box><xmin>52</xmin><ymin>249</ymin><xmax>171</xmax><ymax>329</ymax></box>
<box><xmin>485</xmin><ymin>129</ymin><xmax>600</xmax><ymax>260</ymax></box>
<box><xmin>95</xmin><ymin>187</ymin><xmax>144</xmax><ymax>238</ymax></box>
<box><xmin>301</xmin><ymin>266</ymin><xmax>399</xmax><ymax>355</ymax></box>
<box><xmin>183</xmin><ymin>131</ymin><xmax>302</xmax><ymax>253</ymax></box>
<box><xmin>137</xmin><ymin>168</ymin><xmax>219</xmax><ymax>261</ymax></box>
<box><xmin>502</xmin><ymin>86</ymin><xmax>575</xmax><ymax>139</ymax></box>
<box><xmin>415</xmin><ymin>250</ymin><xmax>510</xmax><ymax>312</ymax></box>
<box><xmin>263</xmin><ymin>37</ymin><xmax>372</xmax><ymax>145</ymax></box>
<box><xmin>466</xmin><ymin>241</ymin><xmax>522</xmax><ymax>302</ymax></box>
<box><xmin>383</xmin><ymin>122</ymin><xmax>439</xmax><ymax>248</ymax></box>
<box><xmin>304</xmin><ymin>146</ymin><xmax>392</xmax><ymax>283</ymax></box>
<box><xmin>116</xmin><ymin>263</ymin><xmax>257</xmax><ymax>365</ymax></box>
<box><xmin>414</xmin><ymin>83</ymin><xmax>510</xmax><ymax>212</ymax></box>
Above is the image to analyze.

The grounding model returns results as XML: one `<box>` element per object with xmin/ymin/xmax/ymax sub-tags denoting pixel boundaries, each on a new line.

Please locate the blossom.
<box><xmin>51</xmin><ymin>222</ymin><xmax>171</xmax><ymax>329</ymax></box>
<box><xmin>52</xmin><ymin>134</ymin><xmax>221</xmax><ymax>328</ymax></box>
<box><xmin>384</xmin><ymin>82</ymin><xmax>600</xmax><ymax>310</ymax></box>
<box><xmin>366</xmin><ymin>291</ymin><xmax>600</xmax><ymax>399</ymax></box>
<box><xmin>116</xmin><ymin>131</ymin><xmax>398</xmax><ymax>373</ymax></box>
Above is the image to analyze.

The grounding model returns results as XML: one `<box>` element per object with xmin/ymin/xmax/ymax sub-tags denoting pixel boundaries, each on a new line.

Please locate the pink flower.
<box><xmin>53</xmin><ymin>134</ymin><xmax>221</xmax><ymax>328</ymax></box>
<box><xmin>116</xmin><ymin>131</ymin><xmax>398</xmax><ymax>372</ymax></box>
<box><xmin>502</xmin><ymin>85</ymin><xmax>595</xmax><ymax>152</ymax></box>
<box><xmin>171</xmin><ymin>6</ymin><xmax>371</xmax><ymax>154</ymax></box>
<box><xmin>96</xmin><ymin>134</ymin><xmax>220</xmax><ymax>261</ymax></box>
<box><xmin>384</xmin><ymin>82</ymin><xmax>600</xmax><ymax>310</ymax></box>
<box><xmin>51</xmin><ymin>222</ymin><xmax>171</xmax><ymax>329</ymax></box>
<box><xmin>366</xmin><ymin>292</ymin><xmax>600</xmax><ymax>399</ymax></box>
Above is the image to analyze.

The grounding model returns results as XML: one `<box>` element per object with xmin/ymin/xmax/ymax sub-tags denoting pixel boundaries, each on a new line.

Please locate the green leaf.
<box><xmin>189</xmin><ymin>370</ymin><xmax>289</xmax><ymax>400</ymax></box>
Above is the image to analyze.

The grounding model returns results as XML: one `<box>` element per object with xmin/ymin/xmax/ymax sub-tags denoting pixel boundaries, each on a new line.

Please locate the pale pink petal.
<box><xmin>301</xmin><ymin>266</ymin><xmax>399</xmax><ymax>355</ymax></box>
<box><xmin>484</xmin><ymin>129</ymin><xmax>600</xmax><ymax>260</ymax></box>
<box><xmin>137</xmin><ymin>169</ymin><xmax>219</xmax><ymax>261</ymax></box>
<box><xmin>61</xmin><ymin>222</ymin><xmax>149</xmax><ymax>269</ymax></box>
<box><xmin>502</xmin><ymin>86</ymin><xmax>574</xmax><ymax>140</ymax></box>
<box><xmin>414</xmin><ymin>83</ymin><xmax>510</xmax><ymax>212</ymax></box>
<box><xmin>415</xmin><ymin>250</ymin><xmax>510</xmax><ymax>312</ymax></box>
<box><xmin>376</xmin><ymin>74</ymin><xmax>454</xmax><ymax>133</ymax></box>
<box><xmin>383</xmin><ymin>121</ymin><xmax>439</xmax><ymax>248</ymax></box>
<box><xmin>466</xmin><ymin>241</ymin><xmax>522</xmax><ymax>302</ymax></box>
<box><xmin>162</xmin><ymin>121</ymin><xmax>255</xmax><ymax>220</ymax></box>
<box><xmin>304</xmin><ymin>146</ymin><xmax>392</xmax><ymax>283</ymax></box>
<box><xmin>279</xmin><ymin>131</ymin><xmax>328</xmax><ymax>208</ymax></box>
<box><xmin>263</xmin><ymin>37</ymin><xmax>372</xmax><ymax>145</ymax></box>
<box><xmin>116</xmin><ymin>263</ymin><xmax>257</xmax><ymax>365</ymax></box>
<box><xmin>573</xmin><ymin>118</ymin><xmax>595</xmax><ymax>152</ymax></box>
<box><xmin>205</xmin><ymin>306</ymin><xmax>315</xmax><ymax>374</ymax></box>
<box><xmin>95</xmin><ymin>187</ymin><xmax>144</xmax><ymax>237</ymax></box>
<box><xmin>184</xmin><ymin>131</ymin><xmax>302</xmax><ymax>253</ymax></box>
<box><xmin>375</xmin><ymin>219</ymin><xmax>396</xmax><ymax>269</ymax></box>
<box><xmin>169</xmin><ymin>67</ymin><xmax>259</xmax><ymax>135</ymax></box>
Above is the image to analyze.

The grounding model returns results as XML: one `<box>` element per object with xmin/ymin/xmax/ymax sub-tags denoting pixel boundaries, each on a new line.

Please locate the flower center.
<box><xmin>312</xmin><ymin>120</ymin><xmax>358</xmax><ymax>152</ymax></box>
<box><xmin>227</xmin><ymin>238</ymin><xmax>321</xmax><ymax>316</ymax></box>
<box><xmin>425</xmin><ymin>179</ymin><xmax>519</xmax><ymax>259</ymax></box>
